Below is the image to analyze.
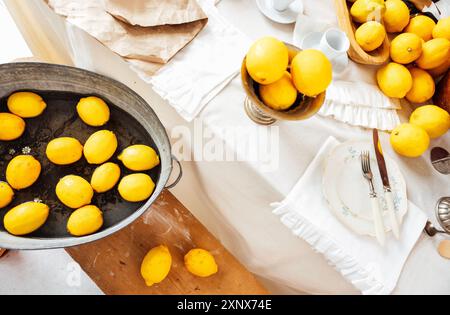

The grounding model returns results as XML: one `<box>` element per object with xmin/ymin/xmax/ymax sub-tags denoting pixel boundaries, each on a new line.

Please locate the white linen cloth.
<box><xmin>272</xmin><ymin>137</ymin><xmax>428</xmax><ymax>295</ymax></box>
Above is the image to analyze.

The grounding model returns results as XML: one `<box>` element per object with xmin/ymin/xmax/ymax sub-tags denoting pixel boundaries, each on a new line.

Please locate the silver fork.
<box><xmin>361</xmin><ymin>150</ymin><xmax>386</xmax><ymax>246</ymax></box>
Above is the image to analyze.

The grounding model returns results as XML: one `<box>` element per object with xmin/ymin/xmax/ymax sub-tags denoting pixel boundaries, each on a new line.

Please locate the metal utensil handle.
<box><xmin>165</xmin><ymin>155</ymin><xmax>183</xmax><ymax>189</ymax></box>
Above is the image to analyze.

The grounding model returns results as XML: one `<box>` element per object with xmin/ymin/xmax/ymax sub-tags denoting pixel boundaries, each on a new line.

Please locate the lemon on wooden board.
<box><xmin>56</xmin><ymin>175</ymin><xmax>94</xmax><ymax>209</ymax></box>
<box><xmin>350</xmin><ymin>0</ymin><xmax>386</xmax><ymax>24</ymax></box>
<box><xmin>390</xmin><ymin>123</ymin><xmax>430</xmax><ymax>157</ymax></box>
<box><xmin>90</xmin><ymin>162</ymin><xmax>121</xmax><ymax>193</ymax></box>
<box><xmin>0</xmin><ymin>113</ymin><xmax>25</xmax><ymax>141</ymax></box>
<box><xmin>405</xmin><ymin>15</ymin><xmax>436</xmax><ymax>41</ymax></box>
<box><xmin>184</xmin><ymin>248</ymin><xmax>218</xmax><ymax>278</ymax></box>
<box><xmin>376</xmin><ymin>62</ymin><xmax>412</xmax><ymax>98</ymax></box>
<box><xmin>4</xmin><ymin>202</ymin><xmax>49</xmax><ymax>236</ymax></box>
<box><xmin>410</xmin><ymin>105</ymin><xmax>450</xmax><ymax>139</ymax></box>
<box><xmin>390</xmin><ymin>33</ymin><xmax>423</xmax><ymax>64</ymax></box>
<box><xmin>259</xmin><ymin>71</ymin><xmax>298</xmax><ymax>110</ymax></box>
<box><xmin>83</xmin><ymin>130</ymin><xmax>118</xmax><ymax>164</ymax></box>
<box><xmin>46</xmin><ymin>137</ymin><xmax>83</xmax><ymax>165</ymax></box>
<box><xmin>355</xmin><ymin>21</ymin><xmax>386</xmax><ymax>52</ymax></box>
<box><xmin>7</xmin><ymin>92</ymin><xmax>47</xmax><ymax>118</ymax></box>
<box><xmin>0</xmin><ymin>182</ymin><xmax>14</xmax><ymax>209</ymax></box>
<box><xmin>291</xmin><ymin>49</ymin><xmax>332</xmax><ymax>97</ymax></box>
<box><xmin>246</xmin><ymin>37</ymin><xmax>289</xmax><ymax>85</ymax></box>
<box><xmin>118</xmin><ymin>173</ymin><xmax>155</xmax><ymax>202</ymax></box>
<box><xmin>67</xmin><ymin>205</ymin><xmax>103</xmax><ymax>237</ymax></box>
<box><xmin>416</xmin><ymin>38</ymin><xmax>450</xmax><ymax>70</ymax></box>
<box><xmin>76</xmin><ymin>96</ymin><xmax>110</xmax><ymax>127</ymax></box>
<box><xmin>383</xmin><ymin>0</ymin><xmax>410</xmax><ymax>33</ymax></box>
<box><xmin>118</xmin><ymin>145</ymin><xmax>160</xmax><ymax>171</ymax></box>
<box><xmin>140</xmin><ymin>245</ymin><xmax>172</xmax><ymax>287</ymax></box>
<box><xmin>6</xmin><ymin>155</ymin><xmax>41</xmax><ymax>190</ymax></box>
<box><xmin>432</xmin><ymin>17</ymin><xmax>450</xmax><ymax>40</ymax></box>
<box><xmin>405</xmin><ymin>68</ymin><xmax>435</xmax><ymax>103</ymax></box>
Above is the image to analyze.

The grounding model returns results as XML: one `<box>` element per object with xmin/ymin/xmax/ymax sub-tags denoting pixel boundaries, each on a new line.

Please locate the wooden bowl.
<box><xmin>334</xmin><ymin>0</ymin><xmax>390</xmax><ymax>65</ymax></box>
<box><xmin>240</xmin><ymin>44</ymin><xmax>326</xmax><ymax>125</ymax></box>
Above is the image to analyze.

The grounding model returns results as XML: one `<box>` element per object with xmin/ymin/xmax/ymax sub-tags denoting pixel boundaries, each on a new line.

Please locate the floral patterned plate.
<box><xmin>323</xmin><ymin>140</ymin><xmax>408</xmax><ymax>236</ymax></box>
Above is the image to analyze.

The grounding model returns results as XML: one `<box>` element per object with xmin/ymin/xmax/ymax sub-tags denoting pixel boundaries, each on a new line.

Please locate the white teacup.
<box><xmin>272</xmin><ymin>0</ymin><xmax>294</xmax><ymax>11</ymax></box>
<box><xmin>318</xmin><ymin>28</ymin><xmax>350</xmax><ymax>62</ymax></box>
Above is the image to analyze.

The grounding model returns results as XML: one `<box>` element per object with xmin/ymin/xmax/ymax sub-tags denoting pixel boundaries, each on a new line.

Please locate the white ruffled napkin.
<box><xmin>272</xmin><ymin>137</ymin><xmax>427</xmax><ymax>295</ymax></box>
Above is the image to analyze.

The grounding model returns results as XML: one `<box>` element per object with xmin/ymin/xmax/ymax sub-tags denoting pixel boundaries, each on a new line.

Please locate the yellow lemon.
<box><xmin>67</xmin><ymin>205</ymin><xmax>103</xmax><ymax>236</ymax></box>
<box><xmin>118</xmin><ymin>173</ymin><xmax>155</xmax><ymax>202</ymax></box>
<box><xmin>428</xmin><ymin>56</ymin><xmax>450</xmax><ymax>78</ymax></box>
<box><xmin>416</xmin><ymin>38</ymin><xmax>450</xmax><ymax>70</ymax></box>
<box><xmin>46</xmin><ymin>137</ymin><xmax>83</xmax><ymax>165</ymax></box>
<box><xmin>6</xmin><ymin>155</ymin><xmax>41</xmax><ymax>190</ymax></box>
<box><xmin>4</xmin><ymin>202</ymin><xmax>49</xmax><ymax>236</ymax></box>
<box><xmin>83</xmin><ymin>130</ymin><xmax>118</xmax><ymax>164</ymax></box>
<box><xmin>390</xmin><ymin>33</ymin><xmax>423</xmax><ymax>64</ymax></box>
<box><xmin>350</xmin><ymin>0</ymin><xmax>385</xmax><ymax>23</ymax></box>
<box><xmin>355</xmin><ymin>21</ymin><xmax>386</xmax><ymax>52</ymax></box>
<box><xmin>0</xmin><ymin>113</ymin><xmax>25</xmax><ymax>141</ymax></box>
<box><xmin>410</xmin><ymin>105</ymin><xmax>450</xmax><ymax>138</ymax></box>
<box><xmin>291</xmin><ymin>49</ymin><xmax>332</xmax><ymax>97</ymax></box>
<box><xmin>140</xmin><ymin>245</ymin><xmax>172</xmax><ymax>287</ymax></box>
<box><xmin>383</xmin><ymin>0</ymin><xmax>410</xmax><ymax>33</ymax></box>
<box><xmin>184</xmin><ymin>248</ymin><xmax>218</xmax><ymax>278</ymax></box>
<box><xmin>76</xmin><ymin>96</ymin><xmax>110</xmax><ymax>127</ymax></box>
<box><xmin>56</xmin><ymin>175</ymin><xmax>93</xmax><ymax>209</ymax></box>
<box><xmin>91</xmin><ymin>162</ymin><xmax>121</xmax><ymax>193</ymax></box>
<box><xmin>288</xmin><ymin>49</ymin><xmax>298</xmax><ymax>65</ymax></box>
<box><xmin>7</xmin><ymin>92</ymin><xmax>47</xmax><ymax>118</ymax></box>
<box><xmin>390</xmin><ymin>123</ymin><xmax>430</xmax><ymax>157</ymax></box>
<box><xmin>405</xmin><ymin>68</ymin><xmax>435</xmax><ymax>103</ymax></box>
<box><xmin>118</xmin><ymin>145</ymin><xmax>160</xmax><ymax>171</ymax></box>
<box><xmin>259</xmin><ymin>72</ymin><xmax>298</xmax><ymax>110</ymax></box>
<box><xmin>246</xmin><ymin>37</ymin><xmax>289</xmax><ymax>85</ymax></box>
<box><xmin>0</xmin><ymin>182</ymin><xmax>14</xmax><ymax>209</ymax></box>
<box><xmin>376</xmin><ymin>62</ymin><xmax>413</xmax><ymax>98</ymax></box>
<box><xmin>432</xmin><ymin>16</ymin><xmax>450</xmax><ymax>40</ymax></box>
<box><xmin>405</xmin><ymin>15</ymin><xmax>436</xmax><ymax>41</ymax></box>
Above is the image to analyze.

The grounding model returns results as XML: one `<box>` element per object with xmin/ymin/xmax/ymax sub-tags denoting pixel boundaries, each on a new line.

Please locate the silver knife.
<box><xmin>373</xmin><ymin>129</ymin><xmax>400</xmax><ymax>239</ymax></box>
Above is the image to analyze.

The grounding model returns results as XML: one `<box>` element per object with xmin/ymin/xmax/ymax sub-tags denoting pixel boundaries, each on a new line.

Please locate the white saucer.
<box><xmin>256</xmin><ymin>0</ymin><xmax>303</xmax><ymax>24</ymax></box>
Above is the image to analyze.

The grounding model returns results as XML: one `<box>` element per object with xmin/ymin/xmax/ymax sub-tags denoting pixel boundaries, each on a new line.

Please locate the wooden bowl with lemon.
<box><xmin>241</xmin><ymin>38</ymin><xmax>329</xmax><ymax>125</ymax></box>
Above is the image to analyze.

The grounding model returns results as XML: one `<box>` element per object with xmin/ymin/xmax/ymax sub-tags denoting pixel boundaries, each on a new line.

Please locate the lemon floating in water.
<box><xmin>46</xmin><ymin>137</ymin><xmax>83</xmax><ymax>165</ymax></box>
<box><xmin>4</xmin><ymin>202</ymin><xmax>49</xmax><ymax>236</ymax></box>
<box><xmin>118</xmin><ymin>145</ymin><xmax>160</xmax><ymax>171</ymax></box>
<box><xmin>0</xmin><ymin>113</ymin><xmax>26</xmax><ymax>141</ymax></box>
<box><xmin>83</xmin><ymin>130</ymin><xmax>118</xmax><ymax>164</ymax></box>
<box><xmin>6</xmin><ymin>155</ymin><xmax>41</xmax><ymax>190</ymax></box>
<box><xmin>0</xmin><ymin>182</ymin><xmax>14</xmax><ymax>209</ymax></box>
<box><xmin>140</xmin><ymin>245</ymin><xmax>172</xmax><ymax>287</ymax></box>
<box><xmin>67</xmin><ymin>205</ymin><xmax>103</xmax><ymax>237</ymax></box>
<box><xmin>76</xmin><ymin>96</ymin><xmax>110</xmax><ymax>127</ymax></box>
<box><xmin>7</xmin><ymin>91</ymin><xmax>47</xmax><ymax>118</ymax></box>
<box><xmin>91</xmin><ymin>162</ymin><xmax>121</xmax><ymax>193</ymax></box>
<box><xmin>118</xmin><ymin>173</ymin><xmax>155</xmax><ymax>202</ymax></box>
<box><xmin>56</xmin><ymin>175</ymin><xmax>93</xmax><ymax>209</ymax></box>
<box><xmin>184</xmin><ymin>248</ymin><xmax>218</xmax><ymax>278</ymax></box>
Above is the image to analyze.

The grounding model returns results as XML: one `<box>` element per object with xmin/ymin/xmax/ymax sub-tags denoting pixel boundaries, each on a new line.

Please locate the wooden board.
<box><xmin>0</xmin><ymin>249</ymin><xmax>6</xmax><ymax>258</ymax></box>
<box><xmin>66</xmin><ymin>190</ymin><xmax>268</xmax><ymax>295</ymax></box>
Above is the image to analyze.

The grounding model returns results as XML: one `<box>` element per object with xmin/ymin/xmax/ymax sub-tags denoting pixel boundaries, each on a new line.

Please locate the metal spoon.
<box><xmin>424</xmin><ymin>197</ymin><xmax>450</xmax><ymax>237</ymax></box>
<box><xmin>430</xmin><ymin>147</ymin><xmax>450</xmax><ymax>175</ymax></box>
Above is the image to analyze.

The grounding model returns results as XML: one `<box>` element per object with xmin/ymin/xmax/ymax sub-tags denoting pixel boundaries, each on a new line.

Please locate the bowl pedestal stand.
<box><xmin>244</xmin><ymin>97</ymin><xmax>277</xmax><ymax>125</ymax></box>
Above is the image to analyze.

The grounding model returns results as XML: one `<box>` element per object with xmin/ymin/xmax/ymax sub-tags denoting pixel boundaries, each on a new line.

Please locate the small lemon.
<box><xmin>56</xmin><ymin>175</ymin><xmax>93</xmax><ymax>209</ymax></box>
<box><xmin>118</xmin><ymin>173</ymin><xmax>155</xmax><ymax>202</ymax></box>
<box><xmin>432</xmin><ymin>16</ymin><xmax>450</xmax><ymax>40</ymax></box>
<box><xmin>390</xmin><ymin>33</ymin><xmax>423</xmax><ymax>64</ymax></box>
<box><xmin>184</xmin><ymin>248</ymin><xmax>218</xmax><ymax>278</ymax></box>
<box><xmin>7</xmin><ymin>92</ymin><xmax>47</xmax><ymax>118</ymax></box>
<box><xmin>383</xmin><ymin>0</ymin><xmax>410</xmax><ymax>33</ymax></box>
<box><xmin>67</xmin><ymin>205</ymin><xmax>103</xmax><ymax>236</ymax></box>
<box><xmin>83</xmin><ymin>130</ymin><xmax>118</xmax><ymax>164</ymax></box>
<box><xmin>291</xmin><ymin>49</ymin><xmax>332</xmax><ymax>97</ymax></box>
<box><xmin>350</xmin><ymin>0</ymin><xmax>386</xmax><ymax>24</ymax></box>
<box><xmin>46</xmin><ymin>137</ymin><xmax>83</xmax><ymax>165</ymax></box>
<box><xmin>246</xmin><ymin>37</ymin><xmax>289</xmax><ymax>85</ymax></box>
<box><xmin>355</xmin><ymin>21</ymin><xmax>386</xmax><ymax>52</ymax></box>
<box><xmin>405</xmin><ymin>15</ymin><xmax>436</xmax><ymax>41</ymax></box>
<box><xmin>390</xmin><ymin>123</ymin><xmax>430</xmax><ymax>157</ymax></box>
<box><xmin>405</xmin><ymin>68</ymin><xmax>435</xmax><ymax>103</ymax></box>
<box><xmin>410</xmin><ymin>105</ymin><xmax>450</xmax><ymax>138</ymax></box>
<box><xmin>0</xmin><ymin>182</ymin><xmax>14</xmax><ymax>209</ymax></box>
<box><xmin>0</xmin><ymin>113</ymin><xmax>25</xmax><ymax>141</ymax></box>
<box><xmin>6</xmin><ymin>155</ymin><xmax>41</xmax><ymax>190</ymax></box>
<box><xmin>4</xmin><ymin>202</ymin><xmax>49</xmax><ymax>236</ymax></box>
<box><xmin>428</xmin><ymin>57</ymin><xmax>450</xmax><ymax>78</ymax></box>
<box><xmin>91</xmin><ymin>162</ymin><xmax>121</xmax><ymax>193</ymax></box>
<box><xmin>76</xmin><ymin>96</ymin><xmax>110</xmax><ymax>127</ymax></box>
<box><xmin>259</xmin><ymin>72</ymin><xmax>297</xmax><ymax>110</ymax></box>
<box><xmin>140</xmin><ymin>245</ymin><xmax>172</xmax><ymax>287</ymax></box>
<box><xmin>118</xmin><ymin>145</ymin><xmax>160</xmax><ymax>171</ymax></box>
<box><xmin>376</xmin><ymin>62</ymin><xmax>413</xmax><ymax>98</ymax></box>
<box><xmin>416</xmin><ymin>38</ymin><xmax>450</xmax><ymax>70</ymax></box>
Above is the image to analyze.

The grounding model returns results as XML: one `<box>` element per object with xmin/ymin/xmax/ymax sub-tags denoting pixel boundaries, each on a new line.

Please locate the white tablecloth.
<box><xmin>2</xmin><ymin>0</ymin><xmax>450</xmax><ymax>294</ymax></box>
